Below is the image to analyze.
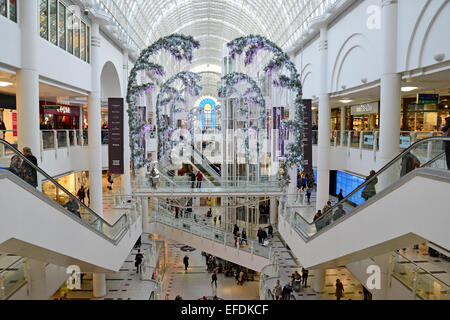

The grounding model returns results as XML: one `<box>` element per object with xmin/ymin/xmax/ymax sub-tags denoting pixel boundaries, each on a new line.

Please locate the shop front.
<box><xmin>0</xmin><ymin>93</ymin><xmax>18</xmax><ymax>147</ymax></box>
<box><xmin>348</xmin><ymin>102</ymin><xmax>379</xmax><ymax>148</ymax></box>
<box><xmin>42</xmin><ymin>171</ymin><xmax>89</xmax><ymax>206</ymax></box>
<box><xmin>403</xmin><ymin>98</ymin><xmax>450</xmax><ymax>132</ymax></box>
<box><xmin>39</xmin><ymin>102</ymin><xmax>81</xmax><ymax>130</ymax></box>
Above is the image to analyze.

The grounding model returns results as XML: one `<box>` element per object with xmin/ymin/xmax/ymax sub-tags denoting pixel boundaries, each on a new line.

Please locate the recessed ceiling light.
<box><xmin>339</xmin><ymin>99</ymin><xmax>352</xmax><ymax>103</ymax></box>
<box><xmin>0</xmin><ymin>81</ymin><xmax>13</xmax><ymax>87</ymax></box>
<box><xmin>401</xmin><ymin>86</ymin><xmax>418</xmax><ymax>92</ymax></box>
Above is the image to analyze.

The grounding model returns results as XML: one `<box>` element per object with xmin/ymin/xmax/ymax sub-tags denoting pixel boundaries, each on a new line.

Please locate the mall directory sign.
<box><xmin>108</xmin><ymin>98</ymin><xmax>124</xmax><ymax>174</ymax></box>
<box><xmin>303</xmin><ymin>99</ymin><xmax>312</xmax><ymax>174</ymax></box>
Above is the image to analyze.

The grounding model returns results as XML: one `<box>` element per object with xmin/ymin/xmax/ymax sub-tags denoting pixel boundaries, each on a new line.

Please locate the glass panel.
<box><xmin>40</xmin><ymin>0</ymin><xmax>48</xmax><ymax>40</ymax></box>
<box><xmin>350</xmin><ymin>131</ymin><xmax>360</xmax><ymax>148</ymax></box>
<box><xmin>8</xmin><ymin>0</ymin><xmax>16</xmax><ymax>22</ymax></box>
<box><xmin>0</xmin><ymin>0</ymin><xmax>5</xmax><ymax>17</ymax></box>
<box><xmin>57</xmin><ymin>130</ymin><xmax>67</xmax><ymax>148</ymax></box>
<box><xmin>312</xmin><ymin>130</ymin><xmax>317</xmax><ymax>145</ymax></box>
<box><xmin>74</xmin><ymin>16</ymin><xmax>80</xmax><ymax>58</ymax></box>
<box><xmin>0</xmin><ymin>259</ymin><xmax>26</xmax><ymax>299</ymax></box>
<box><xmin>80</xmin><ymin>21</ymin><xmax>86</xmax><ymax>61</ymax></box>
<box><xmin>76</xmin><ymin>130</ymin><xmax>81</xmax><ymax>146</ymax></box>
<box><xmin>49</xmin><ymin>0</ymin><xmax>57</xmax><ymax>45</ymax></box>
<box><xmin>67</xmin><ymin>11</ymin><xmax>73</xmax><ymax>54</ymax></box>
<box><xmin>82</xmin><ymin>130</ymin><xmax>88</xmax><ymax>145</ymax></box>
<box><xmin>41</xmin><ymin>130</ymin><xmax>55</xmax><ymax>149</ymax></box>
<box><xmin>68</xmin><ymin>130</ymin><xmax>75</xmax><ymax>146</ymax></box>
<box><xmin>86</xmin><ymin>26</ymin><xmax>90</xmax><ymax>63</ymax></box>
<box><xmin>58</xmin><ymin>2</ymin><xmax>66</xmax><ymax>50</ymax></box>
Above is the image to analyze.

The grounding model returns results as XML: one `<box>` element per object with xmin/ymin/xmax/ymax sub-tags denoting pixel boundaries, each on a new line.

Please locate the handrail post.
<box><xmin>373</xmin><ymin>130</ymin><xmax>378</xmax><ymax>162</ymax></box>
<box><xmin>66</xmin><ymin>130</ymin><xmax>70</xmax><ymax>155</ymax></box>
<box><xmin>39</xmin><ymin>130</ymin><xmax>44</xmax><ymax>163</ymax></box>
<box><xmin>412</xmin><ymin>267</ymin><xmax>418</xmax><ymax>299</ymax></box>
<box><xmin>347</xmin><ymin>130</ymin><xmax>351</xmax><ymax>157</ymax></box>
<box><xmin>359</xmin><ymin>130</ymin><xmax>363</xmax><ymax>158</ymax></box>
<box><xmin>53</xmin><ymin>130</ymin><xmax>58</xmax><ymax>159</ymax></box>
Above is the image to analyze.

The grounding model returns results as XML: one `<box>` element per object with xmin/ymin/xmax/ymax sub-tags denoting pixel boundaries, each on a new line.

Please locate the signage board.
<box><xmin>417</xmin><ymin>93</ymin><xmax>439</xmax><ymax>105</ymax></box>
<box><xmin>400</xmin><ymin>135</ymin><xmax>411</xmax><ymax>149</ymax></box>
<box><xmin>303</xmin><ymin>99</ymin><xmax>313</xmax><ymax>174</ymax></box>
<box><xmin>108</xmin><ymin>98</ymin><xmax>124</xmax><ymax>174</ymax></box>
<box><xmin>351</xmin><ymin>102</ymin><xmax>378</xmax><ymax>115</ymax></box>
<box><xmin>363</xmin><ymin>134</ymin><xmax>374</xmax><ymax>146</ymax></box>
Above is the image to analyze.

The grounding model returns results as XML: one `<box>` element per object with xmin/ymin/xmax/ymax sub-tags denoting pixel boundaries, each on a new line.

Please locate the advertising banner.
<box><xmin>303</xmin><ymin>99</ymin><xmax>312</xmax><ymax>173</ymax></box>
<box><xmin>108</xmin><ymin>98</ymin><xmax>124</xmax><ymax>174</ymax></box>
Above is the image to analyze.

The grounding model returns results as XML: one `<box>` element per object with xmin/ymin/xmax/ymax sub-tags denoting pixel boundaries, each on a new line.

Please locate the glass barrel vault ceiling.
<box><xmin>98</xmin><ymin>0</ymin><xmax>338</xmax><ymax>93</ymax></box>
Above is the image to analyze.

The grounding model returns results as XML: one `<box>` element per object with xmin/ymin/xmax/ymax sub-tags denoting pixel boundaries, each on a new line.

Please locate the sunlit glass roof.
<box><xmin>98</xmin><ymin>0</ymin><xmax>338</xmax><ymax>92</ymax></box>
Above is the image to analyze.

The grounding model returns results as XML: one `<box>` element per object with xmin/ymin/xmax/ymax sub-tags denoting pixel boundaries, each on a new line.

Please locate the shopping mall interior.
<box><xmin>0</xmin><ymin>0</ymin><xmax>449</xmax><ymax>303</ymax></box>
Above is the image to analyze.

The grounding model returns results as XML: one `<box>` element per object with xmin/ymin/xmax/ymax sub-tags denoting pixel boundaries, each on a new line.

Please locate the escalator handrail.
<box><xmin>0</xmin><ymin>138</ymin><xmax>128</xmax><ymax>231</ymax></box>
<box><xmin>293</xmin><ymin>136</ymin><xmax>450</xmax><ymax>228</ymax></box>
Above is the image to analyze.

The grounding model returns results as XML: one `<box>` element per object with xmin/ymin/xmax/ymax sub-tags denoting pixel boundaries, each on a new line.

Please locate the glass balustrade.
<box><xmin>76</xmin><ymin>130</ymin><xmax>82</xmax><ymax>146</ymax></box>
<box><xmin>392</xmin><ymin>252</ymin><xmax>449</xmax><ymax>300</ymax></box>
<box><xmin>0</xmin><ymin>130</ymin><xmax>18</xmax><ymax>152</ymax></box>
<box><xmin>287</xmin><ymin>137</ymin><xmax>450</xmax><ymax>240</ymax></box>
<box><xmin>0</xmin><ymin>259</ymin><xmax>26</xmax><ymax>300</ymax></box>
<box><xmin>68</xmin><ymin>130</ymin><xmax>75</xmax><ymax>146</ymax></box>
<box><xmin>350</xmin><ymin>131</ymin><xmax>360</xmax><ymax>148</ymax></box>
<box><xmin>0</xmin><ymin>138</ymin><xmax>132</xmax><ymax>243</ymax></box>
<box><xmin>151</xmin><ymin>205</ymin><xmax>270</xmax><ymax>259</ymax></box>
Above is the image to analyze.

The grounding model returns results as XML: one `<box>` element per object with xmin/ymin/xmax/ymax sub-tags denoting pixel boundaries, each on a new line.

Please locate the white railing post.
<box><xmin>426</xmin><ymin>141</ymin><xmax>433</xmax><ymax>162</ymax></box>
<box><xmin>73</xmin><ymin>129</ymin><xmax>77</xmax><ymax>146</ymax></box>
<box><xmin>347</xmin><ymin>130</ymin><xmax>351</xmax><ymax>157</ymax></box>
<box><xmin>373</xmin><ymin>130</ymin><xmax>378</xmax><ymax>162</ymax></box>
<box><xmin>412</xmin><ymin>131</ymin><xmax>417</xmax><ymax>144</ymax></box>
<box><xmin>53</xmin><ymin>130</ymin><xmax>58</xmax><ymax>159</ymax></box>
<box><xmin>359</xmin><ymin>131</ymin><xmax>363</xmax><ymax>158</ymax></box>
<box><xmin>39</xmin><ymin>130</ymin><xmax>44</xmax><ymax>163</ymax></box>
<box><xmin>251</xmin><ymin>241</ymin><xmax>254</xmax><ymax>257</ymax></box>
<box><xmin>66</xmin><ymin>130</ymin><xmax>70</xmax><ymax>155</ymax></box>
<box><xmin>333</xmin><ymin>131</ymin><xmax>337</xmax><ymax>147</ymax></box>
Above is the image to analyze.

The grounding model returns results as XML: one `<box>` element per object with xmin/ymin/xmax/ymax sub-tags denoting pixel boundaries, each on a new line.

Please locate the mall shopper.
<box><xmin>190</xmin><ymin>171</ymin><xmax>196</xmax><ymax>188</ymax></box>
<box><xmin>257</xmin><ymin>227</ymin><xmax>263</xmax><ymax>244</ymax></box>
<box><xmin>196</xmin><ymin>171</ymin><xmax>203</xmax><ymax>188</ymax></box>
<box><xmin>361</xmin><ymin>170</ymin><xmax>378</xmax><ymax>201</ymax></box>
<box><xmin>442</xmin><ymin>116</ymin><xmax>450</xmax><ymax>169</ymax></box>
<box><xmin>211</xmin><ymin>270</ymin><xmax>218</xmax><ymax>288</ymax></box>
<box><xmin>301</xmin><ymin>268</ymin><xmax>309</xmax><ymax>288</ymax></box>
<box><xmin>183</xmin><ymin>255</ymin><xmax>189</xmax><ymax>271</ymax></box>
<box><xmin>218</xmin><ymin>215</ymin><xmax>221</xmax><ymax>224</ymax></box>
<box><xmin>261</xmin><ymin>228</ymin><xmax>268</xmax><ymax>244</ymax></box>
<box><xmin>85</xmin><ymin>185</ymin><xmax>90</xmax><ymax>206</ymax></box>
<box><xmin>107</xmin><ymin>172</ymin><xmax>114</xmax><ymax>190</ymax></box>
<box><xmin>77</xmin><ymin>185</ymin><xmax>86</xmax><ymax>204</ymax></box>
<box><xmin>333</xmin><ymin>204</ymin><xmax>346</xmax><ymax>222</ymax></box>
<box><xmin>175</xmin><ymin>295</ymin><xmax>183</xmax><ymax>300</ymax></box>
<box><xmin>400</xmin><ymin>152</ymin><xmax>420</xmax><ymax>177</ymax></box>
<box><xmin>8</xmin><ymin>155</ymin><xmax>22</xmax><ymax>178</ymax></box>
<box><xmin>63</xmin><ymin>198</ymin><xmax>81</xmax><ymax>219</ymax></box>
<box><xmin>237</xmin><ymin>270</ymin><xmax>244</xmax><ymax>285</ymax></box>
<box><xmin>338</xmin><ymin>189</ymin><xmax>344</xmax><ymax>202</ymax></box>
<box><xmin>335</xmin><ymin>279</ymin><xmax>344</xmax><ymax>300</ymax></box>
<box><xmin>282</xmin><ymin>283</ymin><xmax>293</xmax><ymax>300</ymax></box>
<box><xmin>233</xmin><ymin>223</ymin><xmax>239</xmax><ymax>236</ymax></box>
<box><xmin>274</xmin><ymin>280</ymin><xmax>282</xmax><ymax>300</ymax></box>
<box><xmin>213</xmin><ymin>216</ymin><xmax>217</xmax><ymax>225</ymax></box>
<box><xmin>322</xmin><ymin>200</ymin><xmax>332</xmax><ymax>214</ymax></box>
<box><xmin>265</xmin><ymin>224</ymin><xmax>273</xmax><ymax>238</ymax></box>
<box><xmin>135</xmin><ymin>249</ymin><xmax>144</xmax><ymax>274</ymax></box>
<box><xmin>240</xmin><ymin>228</ymin><xmax>248</xmax><ymax>246</ymax></box>
<box><xmin>313</xmin><ymin>210</ymin><xmax>324</xmax><ymax>232</ymax></box>
<box><xmin>22</xmin><ymin>147</ymin><xmax>38</xmax><ymax>188</ymax></box>
<box><xmin>306</xmin><ymin>186</ymin><xmax>312</xmax><ymax>204</ymax></box>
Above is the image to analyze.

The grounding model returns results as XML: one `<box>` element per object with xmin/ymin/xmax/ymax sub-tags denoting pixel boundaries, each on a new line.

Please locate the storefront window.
<box><xmin>67</xmin><ymin>10</ymin><xmax>73</xmax><ymax>54</ymax></box>
<box><xmin>40</xmin><ymin>0</ymin><xmax>48</xmax><ymax>40</ymax></box>
<box><xmin>81</xmin><ymin>21</ymin><xmax>86</xmax><ymax>61</ymax></box>
<box><xmin>49</xmin><ymin>0</ymin><xmax>57</xmax><ymax>45</ymax></box>
<box><xmin>74</xmin><ymin>16</ymin><xmax>80</xmax><ymax>58</ymax></box>
<box><xmin>406</xmin><ymin>103</ymin><xmax>450</xmax><ymax>131</ymax></box>
<box><xmin>58</xmin><ymin>2</ymin><xmax>65</xmax><ymax>50</ymax></box>
<box><xmin>8</xmin><ymin>0</ymin><xmax>16</xmax><ymax>22</ymax></box>
<box><xmin>0</xmin><ymin>0</ymin><xmax>6</xmax><ymax>18</ymax></box>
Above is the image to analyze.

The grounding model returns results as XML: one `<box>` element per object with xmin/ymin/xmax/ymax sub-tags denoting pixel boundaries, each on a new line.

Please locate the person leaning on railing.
<box><xmin>443</xmin><ymin>116</ymin><xmax>450</xmax><ymax>169</ymax></box>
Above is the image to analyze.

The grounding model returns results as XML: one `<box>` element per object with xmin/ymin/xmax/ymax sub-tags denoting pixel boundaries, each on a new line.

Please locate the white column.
<box><xmin>88</xmin><ymin>22</ymin><xmax>106</xmax><ymax>298</ymax></box>
<box><xmin>25</xmin><ymin>259</ymin><xmax>47</xmax><ymax>300</ymax></box>
<box><xmin>340</xmin><ymin>106</ymin><xmax>346</xmax><ymax>146</ymax></box>
<box><xmin>378</xmin><ymin>0</ymin><xmax>401</xmax><ymax>169</ymax></box>
<box><xmin>316</xmin><ymin>25</ymin><xmax>330</xmax><ymax>211</ymax></box>
<box><xmin>16</xmin><ymin>0</ymin><xmax>40</xmax><ymax>159</ymax></box>
<box><xmin>122</xmin><ymin>50</ymin><xmax>132</xmax><ymax>195</ymax></box>
<box><xmin>313</xmin><ymin>269</ymin><xmax>326</xmax><ymax>293</ymax></box>
<box><xmin>92</xmin><ymin>272</ymin><xmax>106</xmax><ymax>298</ymax></box>
<box><xmin>270</xmin><ymin>196</ymin><xmax>277</xmax><ymax>225</ymax></box>
<box><xmin>88</xmin><ymin>22</ymin><xmax>103</xmax><ymax>216</ymax></box>
<box><xmin>141</xmin><ymin>196</ymin><xmax>149</xmax><ymax>228</ymax></box>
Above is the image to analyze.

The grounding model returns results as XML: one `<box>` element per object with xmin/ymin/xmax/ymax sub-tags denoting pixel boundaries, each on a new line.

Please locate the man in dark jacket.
<box><xmin>190</xmin><ymin>171</ymin><xmax>196</xmax><ymax>188</ymax></box>
<box><xmin>282</xmin><ymin>283</ymin><xmax>293</xmax><ymax>300</ymax></box>
<box><xmin>265</xmin><ymin>224</ymin><xmax>273</xmax><ymax>238</ymax></box>
<box><xmin>183</xmin><ymin>255</ymin><xmax>189</xmax><ymax>271</ymax></box>
<box><xmin>22</xmin><ymin>147</ymin><xmax>38</xmax><ymax>188</ymax></box>
<box><xmin>443</xmin><ymin>116</ymin><xmax>450</xmax><ymax>170</ymax></box>
<box><xmin>135</xmin><ymin>249</ymin><xmax>144</xmax><ymax>274</ymax></box>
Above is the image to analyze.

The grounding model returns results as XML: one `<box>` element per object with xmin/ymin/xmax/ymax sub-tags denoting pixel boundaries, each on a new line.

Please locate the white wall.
<box><xmin>0</xmin><ymin>16</ymin><xmax>21</xmax><ymax>69</ymax></box>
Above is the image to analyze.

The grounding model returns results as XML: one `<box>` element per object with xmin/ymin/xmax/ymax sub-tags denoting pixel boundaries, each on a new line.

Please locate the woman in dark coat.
<box><xmin>361</xmin><ymin>170</ymin><xmax>377</xmax><ymax>201</ymax></box>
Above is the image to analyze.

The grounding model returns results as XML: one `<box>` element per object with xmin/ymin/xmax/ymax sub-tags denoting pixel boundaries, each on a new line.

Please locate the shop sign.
<box><xmin>108</xmin><ymin>98</ymin><xmax>124</xmax><ymax>174</ymax></box>
<box><xmin>302</xmin><ymin>99</ymin><xmax>313</xmax><ymax>173</ymax></box>
<box><xmin>417</xmin><ymin>93</ymin><xmax>439</xmax><ymax>105</ymax></box>
<box><xmin>351</xmin><ymin>102</ymin><xmax>378</xmax><ymax>115</ymax></box>
<box><xmin>363</xmin><ymin>134</ymin><xmax>374</xmax><ymax>146</ymax></box>
<box><xmin>400</xmin><ymin>136</ymin><xmax>411</xmax><ymax>148</ymax></box>
<box><xmin>12</xmin><ymin>112</ymin><xmax>17</xmax><ymax>137</ymax></box>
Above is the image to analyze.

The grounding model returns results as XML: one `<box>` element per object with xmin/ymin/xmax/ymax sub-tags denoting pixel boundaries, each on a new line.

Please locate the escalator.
<box><xmin>0</xmin><ymin>139</ymin><xmax>142</xmax><ymax>273</ymax></box>
<box><xmin>279</xmin><ymin>136</ymin><xmax>450</xmax><ymax>269</ymax></box>
<box><xmin>189</xmin><ymin>143</ymin><xmax>222</xmax><ymax>186</ymax></box>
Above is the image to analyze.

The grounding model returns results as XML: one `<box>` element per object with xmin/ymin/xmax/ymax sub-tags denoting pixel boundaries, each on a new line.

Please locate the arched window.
<box><xmin>199</xmin><ymin>98</ymin><xmax>217</xmax><ymax>130</ymax></box>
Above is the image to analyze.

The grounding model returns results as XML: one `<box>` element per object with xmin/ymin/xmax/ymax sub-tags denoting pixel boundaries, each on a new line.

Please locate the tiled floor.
<box><xmin>161</xmin><ymin>240</ymin><xmax>260</xmax><ymax>300</ymax></box>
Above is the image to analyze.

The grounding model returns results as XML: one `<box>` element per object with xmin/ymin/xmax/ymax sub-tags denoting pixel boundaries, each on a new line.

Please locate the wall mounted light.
<box><xmin>339</xmin><ymin>99</ymin><xmax>352</xmax><ymax>103</ymax></box>
<box><xmin>0</xmin><ymin>81</ymin><xmax>12</xmax><ymax>87</ymax></box>
<box><xmin>401</xmin><ymin>86</ymin><xmax>418</xmax><ymax>92</ymax></box>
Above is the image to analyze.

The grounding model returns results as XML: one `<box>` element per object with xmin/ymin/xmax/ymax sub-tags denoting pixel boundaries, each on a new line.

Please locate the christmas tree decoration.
<box><xmin>227</xmin><ymin>35</ymin><xmax>305</xmax><ymax>188</ymax></box>
<box><xmin>126</xmin><ymin>34</ymin><xmax>200</xmax><ymax>171</ymax></box>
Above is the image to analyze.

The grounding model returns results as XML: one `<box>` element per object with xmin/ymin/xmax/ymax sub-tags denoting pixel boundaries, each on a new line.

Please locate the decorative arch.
<box><xmin>330</xmin><ymin>33</ymin><xmax>375</xmax><ymax>92</ymax></box>
<box><xmin>100</xmin><ymin>61</ymin><xmax>121</xmax><ymax>98</ymax></box>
